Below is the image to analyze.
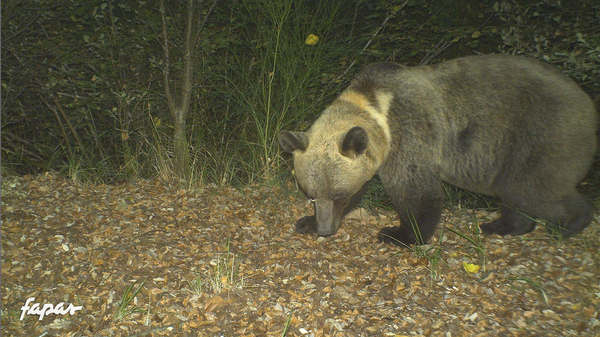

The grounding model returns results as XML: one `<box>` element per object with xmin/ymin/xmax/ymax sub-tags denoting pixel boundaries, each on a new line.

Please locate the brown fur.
<box><xmin>280</xmin><ymin>54</ymin><xmax>598</xmax><ymax>246</ymax></box>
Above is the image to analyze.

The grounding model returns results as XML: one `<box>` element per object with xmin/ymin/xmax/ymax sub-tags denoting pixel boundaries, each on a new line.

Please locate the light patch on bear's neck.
<box><xmin>339</xmin><ymin>90</ymin><xmax>393</xmax><ymax>146</ymax></box>
<box><xmin>339</xmin><ymin>91</ymin><xmax>370</xmax><ymax>110</ymax></box>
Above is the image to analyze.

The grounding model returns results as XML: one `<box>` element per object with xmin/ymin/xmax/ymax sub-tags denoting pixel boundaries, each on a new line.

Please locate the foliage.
<box><xmin>493</xmin><ymin>0</ymin><xmax>600</xmax><ymax>93</ymax></box>
<box><xmin>2</xmin><ymin>0</ymin><xmax>161</xmax><ymax>182</ymax></box>
<box><xmin>492</xmin><ymin>0</ymin><xmax>600</xmax><ymax>197</ymax></box>
<box><xmin>231</xmin><ymin>0</ymin><xmax>349</xmax><ymax>181</ymax></box>
<box><xmin>1</xmin><ymin>0</ymin><xmax>598</xmax><ymax>199</ymax></box>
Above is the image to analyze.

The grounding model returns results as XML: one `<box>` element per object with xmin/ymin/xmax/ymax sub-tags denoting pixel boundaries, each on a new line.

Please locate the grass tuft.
<box><xmin>114</xmin><ymin>278</ymin><xmax>147</xmax><ymax>322</ymax></box>
<box><xmin>186</xmin><ymin>239</ymin><xmax>245</xmax><ymax>296</ymax></box>
<box><xmin>406</xmin><ymin>210</ymin><xmax>446</xmax><ymax>282</ymax></box>
<box><xmin>507</xmin><ymin>276</ymin><xmax>550</xmax><ymax>306</ymax></box>
<box><xmin>446</xmin><ymin>219</ymin><xmax>487</xmax><ymax>272</ymax></box>
<box><xmin>186</xmin><ymin>271</ymin><xmax>205</xmax><ymax>296</ymax></box>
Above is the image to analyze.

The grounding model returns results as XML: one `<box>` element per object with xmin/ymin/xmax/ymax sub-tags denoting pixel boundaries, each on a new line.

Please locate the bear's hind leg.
<box><xmin>545</xmin><ymin>192</ymin><xmax>594</xmax><ymax>238</ymax></box>
<box><xmin>481</xmin><ymin>191</ymin><xmax>594</xmax><ymax>238</ymax></box>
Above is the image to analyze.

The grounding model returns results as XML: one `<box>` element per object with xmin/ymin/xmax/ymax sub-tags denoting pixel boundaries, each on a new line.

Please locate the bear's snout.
<box><xmin>315</xmin><ymin>199</ymin><xmax>340</xmax><ymax>236</ymax></box>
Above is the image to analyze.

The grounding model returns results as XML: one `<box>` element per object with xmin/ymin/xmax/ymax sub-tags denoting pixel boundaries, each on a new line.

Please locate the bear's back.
<box><xmin>354</xmin><ymin>55</ymin><xmax>597</xmax><ymax>194</ymax></box>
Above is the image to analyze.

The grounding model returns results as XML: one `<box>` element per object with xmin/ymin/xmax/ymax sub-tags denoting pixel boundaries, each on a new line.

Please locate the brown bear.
<box><xmin>280</xmin><ymin>54</ymin><xmax>598</xmax><ymax>246</ymax></box>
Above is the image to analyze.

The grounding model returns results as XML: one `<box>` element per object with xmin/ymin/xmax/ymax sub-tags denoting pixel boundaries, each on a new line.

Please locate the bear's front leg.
<box><xmin>295</xmin><ymin>215</ymin><xmax>318</xmax><ymax>234</ymax></box>
<box><xmin>377</xmin><ymin>201</ymin><xmax>442</xmax><ymax>247</ymax></box>
<box><xmin>378</xmin><ymin>169</ymin><xmax>444</xmax><ymax>246</ymax></box>
<box><xmin>378</xmin><ymin>225</ymin><xmax>423</xmax><ymax>246</ymax></box>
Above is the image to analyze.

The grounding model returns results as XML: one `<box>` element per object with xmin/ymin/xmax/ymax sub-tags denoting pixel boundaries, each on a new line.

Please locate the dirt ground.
<box><xmin>1</xmin><ymin>173</ymin><xmax>599</xmax><ymax>336</ymax></box>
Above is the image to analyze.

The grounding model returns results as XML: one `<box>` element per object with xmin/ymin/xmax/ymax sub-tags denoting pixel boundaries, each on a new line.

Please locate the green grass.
<box><xmin>542</xmin><ymin>220</ymin><xmax>566</xmax><ymax>246</ymax></box>
<box><xmin>413</xmin><ymin>240</ymin><xmax>445</xmax><ymax>282</ymax></box>
<box><xmin>359</xmin><ymin>177</ymin><xmax>394</xmax><ymax>213</ymax></box>
<box><xmin>186</xmin><ymin>270</ymin><xmax>205</xmax><ymax>296</ymax></box>
<box><xmin>402</xmin><ymin>210</ymin><xmax>447</xmax><ymax>282</ymax></box>
<box><xmin>113</xmin><ymin>278</ymin><xmax>147</xmax><ymax>322</ymax></box>
<box><xmin>185</xmin><ymin>239</ymin><xmax>245</xmax><ymax>296</ymax></box>
<box><xmin>499</xmin><ymin>205</ymin><xmax>567</xmax><ymax>246</ymax></box>
<box><xmin>282</xmin><ymin>311</ymin><xmax>294</xmax><ymax>337</ymax></box>
<box><xmin>446</xmin><ymin>217</ymin><xmax>487</xmax><ymax>273</ymax></box>
<box><xmin>507</xmin><ymin>276</ymin><xmax>550</xmax><ymax>306</ymax></box>
<box><xmin>442</xmin><ymin>183</ymin><xmax>497</xmax><ymax>210</ymax></box>
<box><xmin>140</xmin><ymin>0</ymin><xmax>352</xmax><ymax>187</ymax></box>
<box><xmin>223</xmin><ymin>0</ymin><xmax>349</xmax><ymax>183</ymax></box>
<box><xmin>207</xmin><ymin>249</ymin><xmax>245</xmax><ymax>294</ymax></box>
<box><xmin>5</xmin><ymin>0</ymin><xmax>599</xmax><ymax>191</ymax></box>
<box><xmin>359</xmin><ymin>179</ymin><xmax>499</xmax><ymax>216</ymax></box>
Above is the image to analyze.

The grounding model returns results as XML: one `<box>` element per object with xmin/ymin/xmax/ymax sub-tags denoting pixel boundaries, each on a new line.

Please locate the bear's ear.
<box><xmin>341</xmin><ymin>126</ymin><xmax>368</xmax><ymax>157</ymax></box>
<box><xmin>279</xmin><ymin>131</ymin><xmax>309</xmax><ymax>153</ymax></box>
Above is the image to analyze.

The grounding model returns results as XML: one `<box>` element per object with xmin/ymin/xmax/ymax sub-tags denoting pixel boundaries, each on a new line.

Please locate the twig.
<box><xmin>51</xmin><ymin>96</ymin><xmax>91</xmax><ymax>164</ymax></box>
<box><xmin>476</xmin><ymin>13</ymin><xmax>495</xmax><ymax>32</ymax></box>
<box><xmin>159</xmin><ymin>0</ymin><xmax>176</xmax><ymax>117</ymax></box>
<box><xmin>193</xmin><ymin>0</ymin><xmax>220</xmax><ymax>48</ymax></box>
<box><xmin>125</xmin><ymin>326</ymin><xmax>175</xmax><ymax>337</ymax></box>
<box><xmin>349</xmin><ymin>0</ymin><xmax>361</xmax><ymax>39</ymax></box>
<box><xmin>38</xmin><ymin>91</ymin><xmax>92</xmax><ymax>165</ymax></box>
<box><xmin>337</xmin><ymin>0</ymin><xmax>410</xmax><ymax>80</ymax></box>
<box><xmin>42</xmin><ymin>97</ymin><xmax>74</xmax><ymax>160</ymax></box>
<box><xmin>418</xmin><ymin>39</ymin><xmax>453</xmax><ymax>66</ymax></box>
<box><xmin>2</xmin><ymin>130</ymin><xmax>48</xmax><ymax>163</ymax></box>
<box><xmin>418</xmin><ymin>12</ymin><xmax>495</xmax><ymax>66</ymax></box>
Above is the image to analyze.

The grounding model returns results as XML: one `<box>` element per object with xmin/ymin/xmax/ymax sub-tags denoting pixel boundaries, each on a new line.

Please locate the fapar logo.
<box><xmin>20</xmin><ymin>297</ymin><xmax>83</xmax><ymax>321</ymax></box>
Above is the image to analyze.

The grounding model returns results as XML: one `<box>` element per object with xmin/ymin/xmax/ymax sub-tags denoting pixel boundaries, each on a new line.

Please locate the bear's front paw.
<box><xmin>378</xmin><ymin>226</ymin><xmax>417</xmax><ymax>247</ymax></box>
<box><xmin>295</xmin><ymin>216</ymin><xmax>318</xmax><ymax>234</ymax></box>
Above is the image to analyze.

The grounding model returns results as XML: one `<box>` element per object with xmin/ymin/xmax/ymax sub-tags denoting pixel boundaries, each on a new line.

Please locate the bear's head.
<box><xmin>279</xmin><ymin>125</ymin><xmax>379</xmax><ymax>236</ymax></box>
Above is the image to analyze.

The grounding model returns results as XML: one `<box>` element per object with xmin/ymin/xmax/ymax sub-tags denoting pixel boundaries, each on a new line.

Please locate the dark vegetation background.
<box><xmin>2</xmin><ymin>0</ymin><xmax>599</xmax><ymax>208</ymax></box>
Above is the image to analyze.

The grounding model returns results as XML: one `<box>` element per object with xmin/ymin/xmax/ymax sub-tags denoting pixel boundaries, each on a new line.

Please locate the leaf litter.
<box><xmin>1</xmin><ymin>173</ymin><xmax>599</xmax><ymax>336</ymax></box>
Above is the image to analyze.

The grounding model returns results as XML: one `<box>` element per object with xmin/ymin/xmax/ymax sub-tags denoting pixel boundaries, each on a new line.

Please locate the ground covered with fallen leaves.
<box><xmin>2</xmin><ymin>173</ymin><xmax>599</xmax><ymax>336</ymax></box>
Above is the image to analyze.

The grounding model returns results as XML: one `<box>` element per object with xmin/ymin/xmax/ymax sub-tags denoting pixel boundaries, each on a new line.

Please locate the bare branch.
<box><xmin>44</xmin><ymin>98</ymin><xmax>74</xmax><ymax>160</ymax></box>
<box><xmin>41</xmin><ymin>96</ymin><xmax>92</xmax><ymax>165</ymax></box>
<box><xmin>194</xmin><ymin>0</ymin><xmax>220</xmax><ymax>48</ymax></box>
<box><xmin>179</xmin><ymin>0</ymin><xmax>196</xmax><ymax>117</ymax></box>
<box><xmin>160</xmin><ymin>0</ymin><xmax>176</xmax><ymax>118</ymax></box>
<box><xmin>418</xmin><ymin>39</ymin><xmax>453</xmax><ymax>66</ymax></box>
<box><xmin>337</xmin><ymin>0</ymin><xmax>410</xmax><ymax>80</ymax></box>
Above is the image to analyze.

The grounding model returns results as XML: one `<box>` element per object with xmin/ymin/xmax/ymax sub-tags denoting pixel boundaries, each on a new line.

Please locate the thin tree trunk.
<box><xmin>159</xmin><ymin>0</ymin><xmax>218</xmax><ymax>179</ymax></box>
<box><xmin>159</xmin><ymin>0</ymin><xmax>193</xmax><ymax>178</ymax></box>
<box><xmin>173</xmin><ymin>109</ymin><xmax>188</xmax><ymax>178</ymax></box>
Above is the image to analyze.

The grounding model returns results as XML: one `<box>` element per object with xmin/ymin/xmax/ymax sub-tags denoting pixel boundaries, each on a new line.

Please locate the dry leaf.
<box><xmin>2</xmin><ymin>174</ymin><xmax>598</xmax><ymax>336</ymax></box>
<box><xmin>204</xmin><ymin>296</ymin><xmax>226</xmax><ymax>312</ymax></box>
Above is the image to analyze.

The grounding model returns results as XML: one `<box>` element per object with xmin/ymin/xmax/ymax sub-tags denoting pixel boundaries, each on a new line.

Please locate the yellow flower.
<box><xmin>305</xmin><ymin>34</ymin><xmax>319</xmax><ymax>45</ymax></box>
<box><xmin>462</xmin><ymin>262</ymin><xmax>481</xmax><ymax>273</ymax></box>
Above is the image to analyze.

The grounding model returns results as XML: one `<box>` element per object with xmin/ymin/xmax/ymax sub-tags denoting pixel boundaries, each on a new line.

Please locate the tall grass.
<box><xmin>48</xmin><ymin>0</ymin><xmax>357</xmax><ymax>187</ymax></box>
<box><xmin>142</xmin><ymin>0</ymin><xmax>353</xmax><ymax>187</ymax></box>
<box><xmin>225</xmin><ymin>0</ymin><xmax>348</xmax><ymax>182</ymax></box>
